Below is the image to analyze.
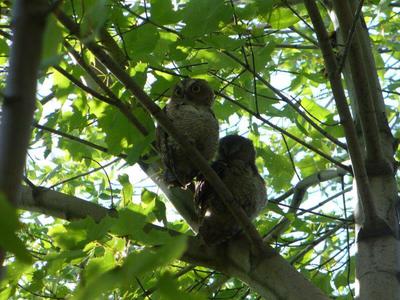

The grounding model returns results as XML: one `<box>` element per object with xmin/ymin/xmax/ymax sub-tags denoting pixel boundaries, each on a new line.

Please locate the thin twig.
<box><xmin>217</xmin><ymin>92</ymin><xmax>352</xmax><ymax>172</ymax></box>
<box><xmin>221</xmin><ymin>50</ymin><xmax>348</xmax><ymax>150</ymax></box>
<box><xmin>48</xmin><ymin>158</ymin><xmax>120</xmax><ymax>190</ymax></box>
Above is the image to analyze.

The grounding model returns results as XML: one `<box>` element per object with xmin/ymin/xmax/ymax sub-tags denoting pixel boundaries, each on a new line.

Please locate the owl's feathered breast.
<box><xmin>194</xmin><ymin>159</ymin><xmax>267</xmax><ymax>244</ymax></box>
<box><xmin>156</xmin><ymin>100</ymin><xmax>219</xmax><ymax>186</ymax></box>
<box><xmin>197</xmin><ymin>160</ymin><xmax>266</xmax><ymax>218</ymax></box>
<box><xmin>165</xmin><ymin>102</ymin><xmax>219</xmax><ymax>159</ymax></box>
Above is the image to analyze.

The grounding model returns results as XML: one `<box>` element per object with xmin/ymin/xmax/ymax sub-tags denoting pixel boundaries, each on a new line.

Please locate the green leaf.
<box><xmin>81</xmin><ymin>0</ymin><xmax>109</xmax><ymax>40</ymax></box>
<box><xmin>181</xmin><ymin>0</ymin><xmax>233</xmax><ymax>37</ymax></box>
<box><xmin>204</xmin><ymin>35</ymin><xmax>246</xmax><ymax>51</ymax></box>
<box><xmin>48</xmin><ymin>217</ymin><xmax>111</xmax><ymax>250</ymax></box>
<box><xmin>150</xmin><ymin>0</ymin><xmax>181</xmax><ymax>25</ymax></box>
<box><xmin>126</xmin><ymin>132</ymin><xmax>155</xmax><ymax>165</ymax></box>
<box><xmin>41</xmin><ymin>15</ymin><xmax>63</xmax><ymax>68</ymax></box>
<box><xmin>0</xmin><ymin>194</ymin><xmax>31</xmax><ymax>263</ymax></box>
<box><xmin>313</xmin><ymin>271</ymin><xmax>334</xmax><ymax>294</ymax></box>
<box><xmin>262</xmin><ymin>147</ymin><xmax>294</xmax><ymax>191</ymax></box>
<box><xmin>83</xmin><ymin>251</ymin><xmax>117</xmax><ymax>283</ymax></box>
<box><xmin>195</xmin><ymin>49</ymin><xmax>236</xmax><ymax>69</ymax></box>
<box><xmin>254</xmin><ymin>0</ymin><xmax>274</xmax><ymax>15</ymax></box>
<box><xmin>0</xmin><ymin>36</ymin><xmax>9</xmax><ymax>65</ymax></box>
<box><xmin>253</xmin><ymin>42</ymin><xmax>276</xmax><ymax>72</ymax></box>
<box><xmin>268</xmin><ymin>8</ymin><xmax>299</xmax><ymax>29</ymax></box>
<box><xmin>58</xmin><ymin>139</ymin><xmax>93</xmax><ymax>161</ymax></box>
<box><xmin>125</xmin><ymin>24</ymin><xmax>160</xmax><ymax>59</ymax></box>
<box><xmin>213</xmin><ymin>99</ymin><xmax>236</xmax><ymax>120</ymax></box>
<box><xmin>97</xmin><ymin>107</ymin><xmax>141</xmax><ymax>154</ymax></box>
<box><xmin>141</xmin><ymin>189</ymin><xmax>157</xmax><ymax>204</ymax></box>
<box><xmin>300</xmin><ymin>98</ymin><xmax>330</xmax><ymax>121</ymax></box>
<box><xmin>153</xmin><ymin>197</ymin><xmax>167</xmax><ymax>223</ymax></box>
<box><xmin>156</xmin><ymin>273</ymin><xmax>206</xmax><ymax>300</ymax></box>
<box><xmin>73</xmin><ymin>235</ymin><xmax>187</xmax><ymax>300</ymax></box>
<box><xmin>118</xmin><ymin>174</ymin><xmax>133</xmax><ymax>206</ymax></box>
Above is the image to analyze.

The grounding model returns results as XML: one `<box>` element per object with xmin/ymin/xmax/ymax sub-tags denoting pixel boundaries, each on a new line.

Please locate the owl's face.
<box><xmin>218</xmin><ymin>135</ymin><xmax>256</xmax><ymax>164</ymax></box>
<box><xmin>171</xmin><ymin>78</ymin><xmax>214</xmax><ymax>106</ymax></box>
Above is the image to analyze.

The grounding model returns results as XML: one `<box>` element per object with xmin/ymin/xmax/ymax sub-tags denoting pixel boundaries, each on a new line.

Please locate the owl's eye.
<box><xmin>174</xmin><ymin>87</ymin><xmax>183</xmax><ymax>96</ymax></box>
<box><xmin>191</xmin><ymin>84</ymin><xmax>201</xmax><ymax>93</ymax></box>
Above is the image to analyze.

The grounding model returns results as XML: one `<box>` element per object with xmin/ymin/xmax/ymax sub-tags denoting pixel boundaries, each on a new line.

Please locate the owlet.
<box><xmin>194</xmin><ymin>135</ymin><xmax>267</xmax><ymax>245</ymax></box>
<box><xmin>156</xmin><ymin>78</ymin><xmax>219</xmax><ymax>187</ymax></box>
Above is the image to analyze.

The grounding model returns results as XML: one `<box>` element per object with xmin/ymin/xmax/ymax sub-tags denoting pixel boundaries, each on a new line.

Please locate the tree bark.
<box><xmin>316</xmin><ymin>0</ymin><xmax>400</xmax><ymax>298</ymax></box>
<box><xmin>0</xmin><ymin>0</ymin><xmax>48</xmax><ymax>271</ymax></box>
<box><xmin>0</xmin><ymin>0</ymin><xmax>47</xmax><ymax>203</ymax></box>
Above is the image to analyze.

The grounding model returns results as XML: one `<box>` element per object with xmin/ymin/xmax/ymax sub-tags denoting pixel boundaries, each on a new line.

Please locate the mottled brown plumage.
<box><xmin>156</xmin><ymin>78</ymin><xmax>219</xmax><ymax>187</ymax></box>
<box><xmin>194</xmin><ymin>135</ymin><xmax>267</xmax><ymax>245</ymax></box>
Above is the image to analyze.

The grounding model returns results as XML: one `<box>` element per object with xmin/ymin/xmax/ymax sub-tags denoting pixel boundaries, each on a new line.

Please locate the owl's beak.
<box><xmin>220</xmin><ymin>142</ymin><xmax>241</xmax><ymax>160</ymax></box>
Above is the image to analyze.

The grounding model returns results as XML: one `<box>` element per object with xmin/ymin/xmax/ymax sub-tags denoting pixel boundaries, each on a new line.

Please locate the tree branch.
<box><xmin>0</xmin><ymin>0</ymin><xmax>48</xmax><ymax>202</ymax></box>
<box><xmin>332</xmin><ymin>0</ymin><xmax>385</xmax><ymax>165</ymax></box>
<box><xmin>0</xmin><ymin>0</ymin><xmax>49</xmax><ymax>271</ymax></box>
<box><xmin>54</xmin><ymin>9</ymin><xmax>268</xmax><ymax>255</ymax></box>
<box><xmin>62</xmin><ymin>41</ymin><xmax>149</xmax><ymax>136</ymax></box>
<box><xmin>217</xmin><ymin>92</ymin><xmax>352</xmax><ymax>172</ymax></box>
<box><xmin>263</xmin><ymin>168</ymin><xmax>348</xmax><ymax>242</ymax></box>
<box><xmin>303</xmin><ymin>0</ymin><xmax>385</xmax><ymax>232</ymax></box>
<box><xmin>221</xmin><ymin>50</ymin><xmax>348</xmax><ymax>150</ymax></box>
<box><xmin>33</xmin><ymin>122</ymin><xmax>200</xmax><ymax>231</ymax></box>
<box><xmin>15</xmin><ymin>186</ymin><xmax>329</xmax><ymax>300</ymax></box>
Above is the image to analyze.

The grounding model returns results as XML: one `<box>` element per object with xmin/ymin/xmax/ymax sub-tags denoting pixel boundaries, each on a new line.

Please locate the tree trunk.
<box><xmin>0</xmin><ymin>0</ymin><xmax>48</xmax><ymax>272</ymax></box>
<box><xmin>326</xmin><ymin>1</ymin><xmax>400</xmax><ymax>298</ymax></box>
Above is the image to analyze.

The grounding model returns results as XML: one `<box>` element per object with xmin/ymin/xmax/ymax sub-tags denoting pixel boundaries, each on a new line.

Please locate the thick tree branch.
<box><xmin>303</xmin><ymin>0</ymin><xmax>388</xmax><ymax>233</ymax></box>
<box><xmin>15</xmin><ymin>186</ymin><xmax>328</xmax><ymax>300</ymax></box>
<box><xmin>99</xmin><ymin>27</ymin><xmax>128</xmax><ymax>67</ymax></box>
<box><xmin>263</xmin><ymin>168</ymin><xmax>348</xmax><ymax>242</ymax></box>
<box><xmin>332</xmin><ymin>1</ymin><xmax>385</xmax><ymax>166</ymax></box>
<box><xmin>18</xmin><ymin>186</ymin><xmax>112</xmax><ymax>221</ymax></box>
<box><xmin>336</xmin><ymin>0</ymin><xmax>365</xmax><ymax>74</ymax></box>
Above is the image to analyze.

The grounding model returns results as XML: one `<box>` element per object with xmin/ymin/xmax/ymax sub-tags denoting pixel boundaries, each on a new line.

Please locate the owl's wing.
<box><xmin>156</xmin><ymin>108</ymin><xmax>181</xmax><ymax>185</ymax></box>
<box><xmin>194</xmin><ymin>160</ymin><xmax>226</xmax><ymax>217</ymax></box>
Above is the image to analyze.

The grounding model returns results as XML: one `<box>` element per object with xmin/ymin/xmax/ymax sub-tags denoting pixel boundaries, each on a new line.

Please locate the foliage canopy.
<box><xmin>1</xmin><ymin>0</ymin><xmax>399</xmax><ymax>299</ymax></box>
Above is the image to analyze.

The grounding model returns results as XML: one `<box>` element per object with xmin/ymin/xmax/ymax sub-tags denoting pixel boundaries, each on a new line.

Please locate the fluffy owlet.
<box><xmin>194</xmin><ymin>135</ymin><xmax>267</xmax><ymax>245</ymax></box>
<box><xmin>156</xmin><ymin>78</ymin><xmax>219</xmax><ymax>187</ymax></box>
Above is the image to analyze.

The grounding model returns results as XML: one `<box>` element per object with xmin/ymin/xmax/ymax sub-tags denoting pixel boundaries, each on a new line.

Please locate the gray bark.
<box><xmin>0</xmin><ymin>0</ymin><xmax>48</xmax><ymax>203</ymax></box>
<box><xmin>0</xmin><ymin>0</ymin><xmax>49</xmax><ymax>271</ymax></box>
<box><xmin>326</xmin><ymin>1</ymin><xmax>400</xmax><ymax>298</ymax></box>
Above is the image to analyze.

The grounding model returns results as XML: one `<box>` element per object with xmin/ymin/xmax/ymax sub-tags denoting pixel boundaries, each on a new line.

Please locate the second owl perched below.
<box><xmin>156</xmin><ymin>78</ymin><xmax>219</xmax><ymax>187</ymax></box>
<box><xmin>195</xmin><ymin>135</ymin><xmax>267</xmax><ymax>245</ymax></box>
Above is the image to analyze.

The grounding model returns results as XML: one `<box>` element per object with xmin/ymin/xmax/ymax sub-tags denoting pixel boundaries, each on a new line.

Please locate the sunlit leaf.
<box><xmin>0</xmin><ymin>195</ymin><xmax>31</xmax><ymax>263</ymax></box>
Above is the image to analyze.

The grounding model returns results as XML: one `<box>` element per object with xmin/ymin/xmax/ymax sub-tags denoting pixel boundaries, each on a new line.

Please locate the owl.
<box><xmin>156</xmin><ymin>78</ymin><xmax>219</xmax><ymax>187</ymax></box>
<box><xmin>194</xmin><ymin>135</ymin><xmax>267</xmax><ymax>245</ymax></box>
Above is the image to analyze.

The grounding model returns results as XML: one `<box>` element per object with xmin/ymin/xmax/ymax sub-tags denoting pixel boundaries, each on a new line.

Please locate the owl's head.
<box><xmin>171</xmin><ymin>78</ymin><xmax>214</xmax><ymax>106</ymax></box>
<box><xmin>217</xmin><ymin>135</ymin><xmax>256</xmax><ymax>164</ymax></box>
